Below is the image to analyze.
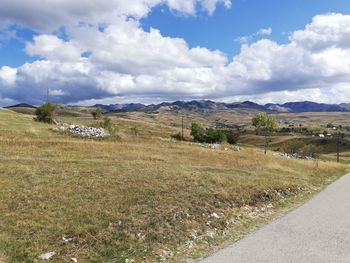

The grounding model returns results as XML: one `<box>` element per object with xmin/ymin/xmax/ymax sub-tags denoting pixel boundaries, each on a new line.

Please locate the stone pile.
<box><xmin>202</xmin><ymin>143</ymin><xmax>221</xmax><ymax>150</ymax></box>
<box><xmin>273</xmin><ymin>152</ymin><xmax>315</xmax><ymax>160</ymax></box>
<box><xmin>53</xmin><ymin>122</ymin><xmax>109</xmax><ymax>138</ymax></box>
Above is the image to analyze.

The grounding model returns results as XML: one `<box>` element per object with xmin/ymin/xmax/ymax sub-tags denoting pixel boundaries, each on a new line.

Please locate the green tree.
<box><xmin>190</xmin><ymin>122</ymin><xmax>205</xmax><ymax>142</ymax></box>
<box><xmin>91</xmin><ymin>108</ymin><xmax>103</xmax><ymax>120</ymax></box>
<box><xmin>35</xmin><ymin>103</ymin><xmax>56</xmax><ymax>124</ymax></box>
<box><xmin>252</xmin><ymin>112</ymin><xmax>277</xmax><ymax>154</ymax></box>
<box><xmin>225</xmin><ymin>130</ymin><xmax>240</xmax><ymax>145</ymax></box>
<box><xmin>205</xmin><ymin>128</ymin><xmax>227</xmax><ymax>143</ymax></box>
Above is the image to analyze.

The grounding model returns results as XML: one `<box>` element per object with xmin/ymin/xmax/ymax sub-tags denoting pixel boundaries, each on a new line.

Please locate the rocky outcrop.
<box><xmin>53</xmin><ymin>122</ymin><xmax>109</xmax><ymax>138</ymax></box>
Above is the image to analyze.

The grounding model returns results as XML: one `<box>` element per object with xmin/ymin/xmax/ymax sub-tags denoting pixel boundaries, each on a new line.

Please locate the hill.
<box><xmin>4</xmin><ymin>103</ymin><xmax>36</xmax><ymax>109</ymax></box>
<box><xmin>100</xmin><ymin>100</ymin><xmax>350</xmax><ymax>114</ymax></box>
<box><xmin>0</xmin><ymin>109</ymin><xmax>346</xmax><ymax>262</ymax></box>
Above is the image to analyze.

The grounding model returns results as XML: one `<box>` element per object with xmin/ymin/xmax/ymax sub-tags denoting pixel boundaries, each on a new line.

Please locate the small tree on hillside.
<box><xmin>225</xmin><ymin>130</ymin><xmax>240</xmax><ymax>145</ymax></box>
<box><xmin>91</xmin><ymin>108</ymin><xmax>103</xmax><ymax>120</ymax></box>
<box><xmin>35</xmin><ymin>102</ymin><xmax>56</xmax><ymax>123</ymax></box>
<box><xmin>190</xmin><ymin>122</ymin><xmax>206</xmax><ymax>142</ymax></box>
<box><xmin>252</xmin><ymin>112</ymin><xmax>277</xmax><ymax>154</ymax></box>
<box><xmin>205</xmin><ymin>128</ymin><xmax>227</xmax><ymax>143</ymax></box>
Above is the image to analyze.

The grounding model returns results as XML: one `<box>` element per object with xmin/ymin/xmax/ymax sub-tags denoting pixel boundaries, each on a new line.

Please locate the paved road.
<box><xmin>200</xmin><ymin>173</ymin><xmax>350</xmax><ymax>263</ymax></box>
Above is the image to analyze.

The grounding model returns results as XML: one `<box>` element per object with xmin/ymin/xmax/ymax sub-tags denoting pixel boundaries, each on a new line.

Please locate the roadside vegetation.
<box><xmin>0</xmin><ymin>108</ymin><xmax>347</xmax><ymax>262</ymax></box>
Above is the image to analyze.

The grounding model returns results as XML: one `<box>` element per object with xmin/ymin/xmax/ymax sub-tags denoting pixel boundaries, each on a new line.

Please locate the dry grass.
<box><xmin>0</xmin><ymin>109</ymin><xmax>347</xmax><ymax>262</ymax></box>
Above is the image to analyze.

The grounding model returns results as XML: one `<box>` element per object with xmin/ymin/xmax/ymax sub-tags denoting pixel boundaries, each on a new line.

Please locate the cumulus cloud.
<box><xmin>256</xmin><ymin>27</ymin><xmax>272</xmax><ymax>36</ymax></box>
<box><xmin>1</xmin><ymin>10</ymin><xmax>350</xmax><ymax>106</ymax></box>
<box><xmin>26</xmin><ymin>35</ymin><xmax>82</xmax><ymax>61</ymax></box>
<box><xmin>0</xmin><ymin>66</ymin><xmax>17</xmax><ymax>86</ymax></box>
<box><xmin>0</xmin><ymin>0</ymin><xmax>232</xmax><ymax>31</ymax></box>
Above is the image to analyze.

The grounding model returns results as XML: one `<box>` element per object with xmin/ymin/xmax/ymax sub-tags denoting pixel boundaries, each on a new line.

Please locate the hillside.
<box><xmin>101</xmin><ymin>100</ymin><xmax>350</xmax><ymax>113</ymax></box>
<box><xmin>0</xmin><ymin>109</ymin><xmax>347</xmax><ymax>262</ymax></box>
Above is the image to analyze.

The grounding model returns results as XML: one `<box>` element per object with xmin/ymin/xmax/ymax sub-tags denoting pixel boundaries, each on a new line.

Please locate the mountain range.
<box><xmin>4</xmin><ymin>101</ymin><xmax>350</xmax><ymax>113</ymax></box>
<box><xmin>92</xmin><ymin>101</ymin><xmax>350</xmax><ymax>113</ymax></box>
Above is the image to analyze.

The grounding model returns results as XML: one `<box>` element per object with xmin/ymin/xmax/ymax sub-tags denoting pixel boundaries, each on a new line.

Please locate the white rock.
<box><xmin>211</xmin><ymin>212</ymin><xmax>220</xmax><ymax>219</ymax></box>
<box><xmin>71</xmin><ymin>258</ymin><xmax>78</xmax><ymax>262</ymax></box>
<box><xmin>39</xmin><ymin>251</ymin><xmax>56</xmax><ymax>260</ymax></box>
<box><xmin>62</xmin><ymin>235</ymin><xmax>73</xmax><ymax>242</ymax></box>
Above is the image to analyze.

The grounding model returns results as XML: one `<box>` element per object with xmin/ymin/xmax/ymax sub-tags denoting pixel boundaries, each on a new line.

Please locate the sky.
<box><xmin>0</xmin><ymin>0</ymin><xmax>350</xmax><ymax>106</ymax></box>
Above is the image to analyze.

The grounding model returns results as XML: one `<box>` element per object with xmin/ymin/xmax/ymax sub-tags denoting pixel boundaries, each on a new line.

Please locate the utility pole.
<box><xmin>181</xmin><ymin>116</ymin><xmax>184</xmax><ymax>141</ymax></box>
<box><xmin>336</xmin><ymin>133</ymin><xmax>344</xmax><ymax>163</ymax></box>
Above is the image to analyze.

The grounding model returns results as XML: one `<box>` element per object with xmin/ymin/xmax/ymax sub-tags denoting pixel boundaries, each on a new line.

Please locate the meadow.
<box><xmin>0</xmin><ymin>109</ymin><xmax>347</xmax><ymax>262</ymax></box>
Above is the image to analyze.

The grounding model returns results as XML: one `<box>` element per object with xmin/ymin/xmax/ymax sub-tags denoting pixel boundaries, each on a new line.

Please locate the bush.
<box><xmin>280</xmin><ymin>139</ymin><xmax>304</xmax><ymax>154</ymax></box>
<box><xmin>299</xmin><ymin>144</ymin><xmax>320</xmax><ymax>158</ymax></box>
<box><xmin>129</xmin><ymin>126</ymin><xmax>139</xmax><ymax>136</ymax></box>
<box><xmin>225</xmin><ymin>130</ymin><xmax>240</xmax><ymax>144</ymax></box>
<box><xmin>35</xmin><ymin>103</ymin><xmax>56</xmax><ymax>123</ymax></box>
<box><xmin>171</xmin><ymin>132</ymin><xmax>182</xmax><ymax>141</ymax></box>
<box><xmin>190</xmin><ymin>123</ymin><xmax>227</xmax><ymax>143</ymax></box>
<box><xmin>190</xmin><ymin>123</ymin><xmax>206</xmax><ymax>142</ymax></box>
<box><xmin>91</xmin><ymin>108</ymin><xmax>103</xmax><ymax>120</ymax></box>
<box><xmin>205</xmin><ymin>128</ymin><xmax>226</xmax><ymax>143</ymax></box>
<box><xmin>100</xmin><ymin>117</ymin><xmax>112</xmax><ymax>130</ymax></box>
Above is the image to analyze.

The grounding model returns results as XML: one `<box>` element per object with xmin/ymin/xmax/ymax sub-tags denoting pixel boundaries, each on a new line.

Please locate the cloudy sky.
<box><xmin>0</xmin><ymin>0</ymin><xmax>350</xmax><ymax>106</ymax></box>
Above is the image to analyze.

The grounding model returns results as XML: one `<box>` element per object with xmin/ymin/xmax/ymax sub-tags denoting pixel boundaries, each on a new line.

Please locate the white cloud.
<box><xmin>1</xmin><ymin>12</ymin><xmax>350</xmax><ymax>106</ymax></box>
<box><xmin>26</xmin><ymin>35</ymin><xmax>82</xmax><ymax>61</ymax></box>
<box><xmin>0</xmin><ymin>0</ymin><xmax>232</xmax><ymax>31</ymax></box>
<box><xmin>256</xmin><ymin>27</ymin><xmax>272</xmax><ymax>36</ymax></box>
<box><xmin>0</xmin><ymin>66</ymin><xmax>17</xmax><ymax>86</ymax></box>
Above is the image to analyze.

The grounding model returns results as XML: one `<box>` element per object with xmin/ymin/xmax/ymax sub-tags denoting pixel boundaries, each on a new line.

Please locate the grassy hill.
<box><xmin>0</xmin><ymin>109</ymin><xmax>347</xmax><ymax>262</ymax></box>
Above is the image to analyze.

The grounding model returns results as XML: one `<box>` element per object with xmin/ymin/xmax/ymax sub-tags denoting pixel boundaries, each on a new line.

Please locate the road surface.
<box><xmin>200</xmin><ymin>173</ymin><xmax>350</xmax><ymax>263</ymax></box>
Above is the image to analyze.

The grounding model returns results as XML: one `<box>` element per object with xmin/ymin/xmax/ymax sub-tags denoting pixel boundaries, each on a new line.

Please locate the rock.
<box><xmin>39</xmin><ymin>251</ymin><xmax>56</xmax><ymax>260</ymax></box>
<box><xmin>202</xmin><ymin>143</ymin><xmax>220</xmax><ymax>150</ymax></box>
<box><xmin>267</xmin><ymin>203</ymin><xmax>273</xmax><ymax>209</ymax></box>
<box><xmin>55</xmin><ymin>122</ymin><xmax>109</xmax><ymax>138</ymax></box>
<box><xmin>62</xmin><ymin>235</ymin><xmax>73</xmax><ymax>242</ymax></box>
<box><xmin>71</xmin><ymin>258</ymin><xmax>78</xmax><ymax>262</ymax></box>
<box><xmin>211</xmin><ymin>212</ymin><xmax>220</xmax><ymax>219</ymax></box>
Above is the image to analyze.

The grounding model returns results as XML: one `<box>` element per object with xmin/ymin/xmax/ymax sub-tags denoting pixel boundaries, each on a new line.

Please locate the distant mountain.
<box><xmin>340</xmin><ymin>103</ymin><xmax>350</xmax><ymax>111</ymax></box>
<box><xmin>93</xmin><ymin>103</ymin><xmax>145</xmax><ymax>111</ymax></box>
<box><xmin>4</xmin><ymin>103</ymin><xmax>36</xmax><ymax>109</ymax></box>
<box><xmin>267</xmin><ymin>101</ymin><xmax>348</xmax><ymax>113</ymax></box>
<box><xmin>226</xmin><ymin>101</ymin><xmax>267</xmax><ymax>111</ymax></box>
<box><xmin>92</xmin><ymin>100</ymin><xmax>350</xmax><ymax>113</ymax></box>
<box><xmin>5</xmin><ymin>101</ymin><xmax>350</xmax><ymax>113</ymax></box>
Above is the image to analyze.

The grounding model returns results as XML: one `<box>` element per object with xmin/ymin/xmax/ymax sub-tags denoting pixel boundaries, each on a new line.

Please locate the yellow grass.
<box><xmin>0</xmin><ymin>109</ymin><xmax>347</xmax><ymax>262</ymax></box>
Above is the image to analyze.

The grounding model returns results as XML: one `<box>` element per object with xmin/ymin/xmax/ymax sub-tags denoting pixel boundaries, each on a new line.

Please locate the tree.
<box><xmin>225</xmin><ymin>130</ymin><xmax>240</xmax><ymax>145</ymax></box>
<box><xmin>190</xmin><ymin>123</ymin><xmax>226</xmax><ymax>143</ymax></box>
<box><xmin>91</xmin><ymin>108</ymin><xmax>103</xmax><ymax>120</ymax></box>
<box><xmin>252</xmin><ymin>113</ymin><xmax>277</xmax><ymax>154</ymax></box>
<box><xmin>205</xmin><ymin>128</ymin><xmax>226</xmax><ymax>143</ymax></box>
<box><xmin>35</xmin><ymin>102</ymin><xmax>56</xmax><ymax>123</ymax></box>
<box><xmin>190</xmin><ymin>122</ymin><xmax>205</xmax><ymax>142</ymax></box>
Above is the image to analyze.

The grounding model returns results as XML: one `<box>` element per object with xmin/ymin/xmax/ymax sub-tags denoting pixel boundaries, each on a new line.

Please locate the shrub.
<box><xmin>91</xmin><ymin>108</ymin><xmax>103</xmax><ymax>120</ymax></box>
<box><xmin>171</xmin><ymin>132</ymin><xmax>182</xmax><ymax>141</ymax></box>
<box><xmin>280</xmin><ymin>139</ymin><xmax>304</xmax><ymax>154</ymax></box>
<box><xmin>190</xmin><ymin>123</ymin><xmax>206</xmax><ymax>142</ymax></box>
<box><xmin>225</xmin><ymin>130</ymin><xmax>240</xmax><ymax>144</ymax></box>
<box><xmin>129</xmin><ymin>126</ymin><xmax>139</xmax><ymax>136</ymax></box>
<box><xmin>299</xmin><ymin>144</ymin><xmax>320</xmax><ymax>158</ymax></box>
<box><xmin>35</xmin><ymin>103</ymin><xmax>56</xmax><ymax>123</ymax></box>
<box><xmin>100</xmin><ymin>117</ymin><xmax>112</xmax><ymax>130</ymax></box>
<box><xmin>190</xmin><ymin>123</ymin><xmax>227</xmax><ymax>143</ymax></box>
<box><xmin>205</xmin><ymin>128</ymin><xmax>226</xmax><ymax>143</ymax></box>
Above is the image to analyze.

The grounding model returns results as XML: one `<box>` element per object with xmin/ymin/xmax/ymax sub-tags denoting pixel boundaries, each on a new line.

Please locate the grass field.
<box><xmin>0</xmin><ymin>109</ymin><xmax>347</xmax><ymax>262</ymax></box>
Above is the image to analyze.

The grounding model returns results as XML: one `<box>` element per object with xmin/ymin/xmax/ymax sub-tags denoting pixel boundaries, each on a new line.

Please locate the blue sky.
<box><xmin>0</xmin><ymin>0</ymin><xmax>350</xmax><ymax>106</ymax></box>
<box><xmin>142</xmin><ymin>0</ymin><xmax>350</xmax><ymax>59</ymax></box>
<box><xmin>2</xmin><ymin>0</ymin><xmax>350</xmax><ymax>67</ymax></box>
